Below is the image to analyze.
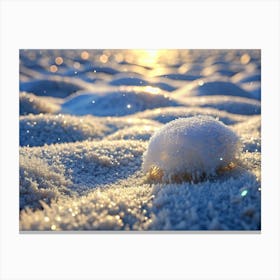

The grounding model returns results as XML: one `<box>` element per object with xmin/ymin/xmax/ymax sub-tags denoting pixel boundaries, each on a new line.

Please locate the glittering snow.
<box><xmin>19</xmin><ymin>49</ymin><xmax>261</xmax><ymax>231</ymax></box>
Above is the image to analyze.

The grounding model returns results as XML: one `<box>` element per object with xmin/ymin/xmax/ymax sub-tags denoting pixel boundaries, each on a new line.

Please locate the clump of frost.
<box><xmin>231</xmin><ymin>116</ymin><xmax>261</xmax><ymax>153</ymax></box>
<box><xmin>20</xmin><ymin>139</ymin><xmax>147</xmax><ymax>197</ymax></box>
<box><xmin>143</xmin><ymin>116</ymin><xmax>241</xmax><ymax>182</ymax></box>
<box><xmin>20</xmin><ymin>154</ymin><xmax>72</xmax><ymax>209</ymax></box>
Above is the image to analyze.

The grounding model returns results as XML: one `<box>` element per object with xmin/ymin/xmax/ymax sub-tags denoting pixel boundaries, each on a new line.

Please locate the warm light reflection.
<box><xmin>114</xmin><ymin>53</ymin><xmax>123</xmax><ymax>63</ymax></box>
<box><xmin>128</xmin><ymin>49</ymin><xmax>184</xmax><ymax>68</ymax></box>
<box><xmin>81</xmin><ymin>51</ymin><xmax>89</xmax><ymax>60</ymax></box>
<box><xmin>51</xmin><ymin>224</ymin><xmax>57</xmax><ymax>230</ymax></box>
<box><xmin>143</xmin><ymin>125</ymin><xmax>152</xmax><ymax>131</ymax></box>
<box><xmin>144</xmin><ymin>86</ymin><xmax>160</xmax><ymax>95</ymax></box>
<box><xmin>55</xmin><ymin>57</ymin><xmax>63</xmax><ymax>65</ymax></box>
<box><xmin>198</xmin><ymin>80</ymin><xmax>204</xmax><ymax>86</ymax></box>
<box><xmin>240</xmin><ymin>54</ymin><xmax>251</xmax><ymax>64</ymax></box>
<box><xmin>134</xmin><ymin>50</ymin><xmax>161</xmax><ymax>66</ymax></box>
<box><xmin>178</xmin><ymin>64</ymin><xmax>189</xmax><ymax>74</ymax></box>
<box><xmin>49</xmin><ymin>65</ymin><xmax>58</xmax><ymax>72</ymax></box>
<box><xmin>100</xmin><ymin>54</ymin><xmax>108</xmax><ymax>63</ymax></box>
<box><xmin>144</xmin><ymin>50</ymin><xmax>159</xmax><ymax>60</ymax></box>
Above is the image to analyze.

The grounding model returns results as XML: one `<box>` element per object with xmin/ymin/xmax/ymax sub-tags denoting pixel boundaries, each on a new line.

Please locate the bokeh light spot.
<box><xmin>100</xmin><ymin>54</ymin><xmax>108</xmax><ymax>63</ymax></box>
<box><xmin>241</xmin><ymin>190</ymin><xmax>248</xmax><ymax>197</ymax></box>
<box><xmin>49</xmin><ymin>65</ymin><xmax>58</xmax><ymax>72</ymax></box>
<box><xmin>55</xmin><ymin>57</ymin><xmax>63</xmax><ymax>65</ymax></box>
<box><xmin>240</xmin><ymin>54</ymin><xmax>251</xmax><ymax>64</ymax></box>
<box><xmin>81</xmin><ymin>51</ymin><xmax>89</xmax><ymax>60</ymax></box>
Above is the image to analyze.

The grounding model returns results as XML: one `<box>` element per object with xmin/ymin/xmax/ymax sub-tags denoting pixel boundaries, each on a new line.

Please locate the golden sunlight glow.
<box><xmin>143</xmin><ymin>125</ymin><xmax>153</xmax><ymax>131</ymax></box>
<box><xmin>81</xmin><ymin>51</ymin><xmax>89</xmax><ymax>60</ymax></box>
<box><xmin>55</xmin><ymin>57</ymin><xmax>63</xmax><ymax>65</ymax></box>
<box><xmin>51</xmin><ymin>224</ymin><xmax>57</xmax><ymax>230</ymax></box>
<box><xmin>122</xmin><ymin>50</ymin><xmax>177</xmax><ymax>68</ymax></box>
<box><xmin>178</xmin><ymin>64</ymin><xmax>190</xmax><ymax>74</ymax></box>
<box><xmin>145</xmin><ymin>50</ymin><xmax>159</xmax><ymax>59</ymax></box>
<box><xmin>114</xmin><ymin>53</ymin><xmax>124</xmax><ymax>63</ymax></box>
<box><xmin>135</xmin><ymin>50</ymin><xmax>161</xmax><ymax>66</ymax></box>
<box><xmin>49</xmin><ymin>65</ymin><xmax>58</xmax><ymax>72</ymax></box>
<box><xmin>100</xmin><ymin>54</ymin><xmax>108</xmax><ymax>63</ymax></box>
<box><xmin>240</xmin><ymin>53</ymin><xmax>251</xmax><ymax>65</ymax></box>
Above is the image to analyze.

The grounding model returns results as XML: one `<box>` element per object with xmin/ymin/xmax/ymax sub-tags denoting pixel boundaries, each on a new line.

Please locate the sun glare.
<box><xmin>133</xmin><ymin>50</ymin><xmax>162</xmax><ymax>67</ymax></box>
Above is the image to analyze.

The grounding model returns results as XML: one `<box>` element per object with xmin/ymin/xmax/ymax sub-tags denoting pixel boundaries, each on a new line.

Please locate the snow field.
<box><xmin>19</xmin><ymin>49</ymin><xmax>261</xmax><ymax>230</ymax></box>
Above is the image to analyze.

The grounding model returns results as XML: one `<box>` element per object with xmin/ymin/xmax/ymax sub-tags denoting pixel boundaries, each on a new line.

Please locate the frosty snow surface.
<box><xmin>19</xmin><ymin>49</ymin><xmax>261</xmax><ymax>231</ymax></box>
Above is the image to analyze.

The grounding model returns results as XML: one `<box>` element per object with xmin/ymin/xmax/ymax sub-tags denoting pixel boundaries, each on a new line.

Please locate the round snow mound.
<box><xmin>142</xmin><ymin>116</ymin><xmax>240</xmax><ymax>183</ymax></box>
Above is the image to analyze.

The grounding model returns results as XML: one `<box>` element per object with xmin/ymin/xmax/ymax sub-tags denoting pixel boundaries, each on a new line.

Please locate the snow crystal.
<box><xmin>20</xmin><ymin>139</ymin><xmax>147</xmax><ymax>204</ymax></box>
<box><xmin>147</xmin><ymin>170</ymin><xmax>260</xmax><ymax>230</ymax></box>
<box><xmin>20</xmin><ymin>153</ymin><xmax>72</xmax><ymax>209</ymax></box>
<box><xmin>20</xmin><ymin>166</ymin><xmax>260</xmax><ymax>231</ymax></box>
<box><xmin>143</xmin><ymin>116</ymin><xmax>241</xmax><ymax>182</ymax></box>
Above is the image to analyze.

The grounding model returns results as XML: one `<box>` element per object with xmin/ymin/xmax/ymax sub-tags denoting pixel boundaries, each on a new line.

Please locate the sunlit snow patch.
<box><xmin>61</xmin><ymin>89</ymin><xmax>180</xmax><ymax>116</ymax></box>
<box><xmin>143</xmin><ymin>116</ymin><xmax>241</xmax><ymax>183</ymax></box>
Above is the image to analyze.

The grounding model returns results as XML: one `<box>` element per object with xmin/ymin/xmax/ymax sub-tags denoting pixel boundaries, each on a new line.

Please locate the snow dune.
<box><xmin>19</xmin><ymin>49</ymin><xmax>261</xmax><ymax>231</ymax></box>
<box><xmin>60</xmin><ymin>88</ymin><xmax>181</xmax><ymax>116</ymax></box>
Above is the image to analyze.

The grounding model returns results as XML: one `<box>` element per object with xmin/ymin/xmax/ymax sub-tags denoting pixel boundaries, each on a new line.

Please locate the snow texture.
<box><xmin>133</xmin><ymin>106</ymin><xmax>248</xmax><ymax>125</ymax></box>
<box><xmin>61</xmin><ymin>89</ymin><xmax>181</xmax><ymax>116</ymax></box>
<box><xmin>180</xmin><ymin>95</ymin><xmax>261</xmax><ymax>115</ymax></box>
<box><xmin>19</xmin><ymin>49</ymin><xmax>261</xmax><ymax>231</ymax></box>
<box><xmin>20</xmin><ymin>92</ymin><xmax>60</xmax><ymax>115</ymax></box>
<box><xmin>20</xmin><ymin>114</ymin><xmax>109</xmax><ymax>147</ymax></box>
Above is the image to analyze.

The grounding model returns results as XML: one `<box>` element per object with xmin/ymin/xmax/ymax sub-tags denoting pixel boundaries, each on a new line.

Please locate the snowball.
<box><xmin>142</xmin><ymin>116</ymin><xmax>240</xmax><ymax>182</ymax></box>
